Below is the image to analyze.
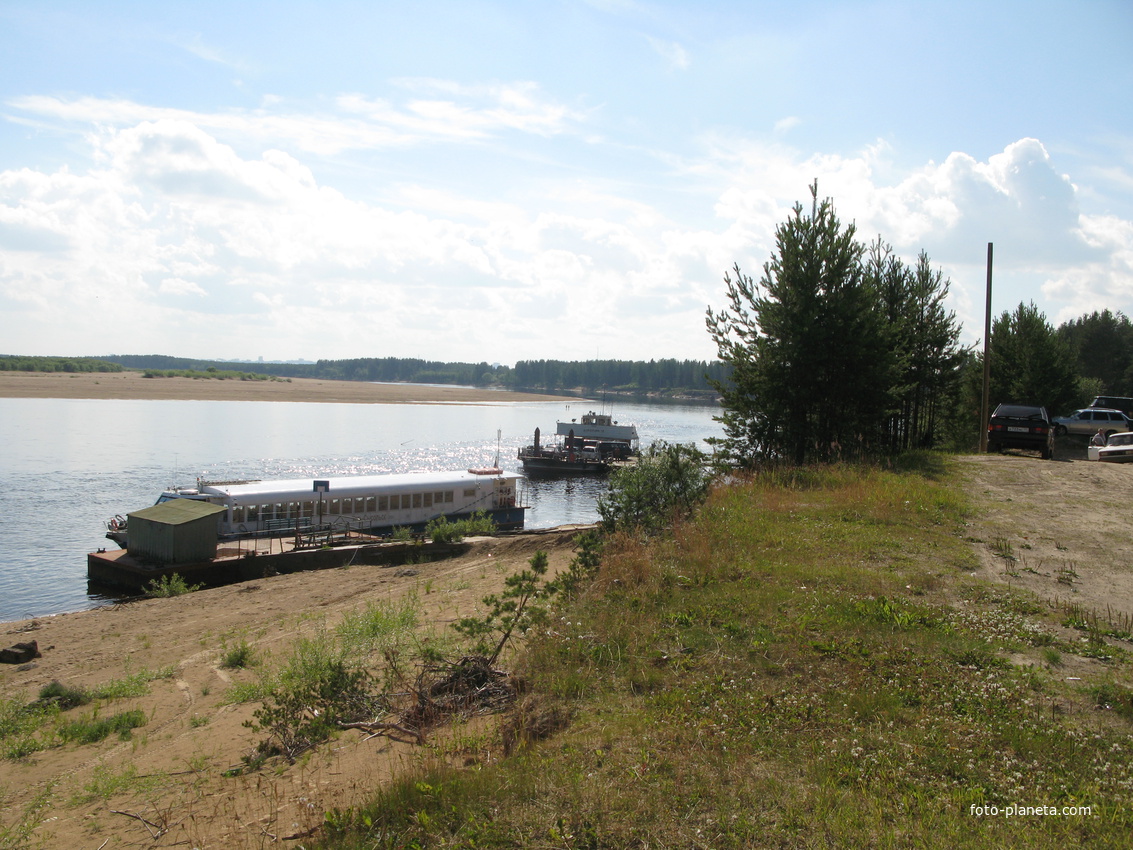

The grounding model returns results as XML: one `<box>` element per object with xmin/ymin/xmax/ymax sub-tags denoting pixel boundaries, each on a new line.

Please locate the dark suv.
<box><xmin>1091</xmin><ymin>396</ymin><xmax>1133</xmax><ymax>418</ymax></box>
<box><xmin>987</xmin><ymin>403</ymin><xmax>1055</xmax><ymax>459</ymax></box>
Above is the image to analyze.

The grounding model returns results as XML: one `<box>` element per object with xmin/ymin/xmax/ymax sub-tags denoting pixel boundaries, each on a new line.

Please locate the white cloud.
<box><xmin>9</xmin><ymin>80</ymin><xmax>585</xmax><ymax>159</ymax></box>
<box><xmin>0</xmin><ymin>106</ymin><xmax>1129</xmax><ymax>362</ymax></box>
<box><xmin>773</xmin><ymin>116</ymin><xmax>801</xmax><ymax>134</ymax></box>
<box><xmin>646</xmin><ymin>37</ymin><xmax>691</xmax><ymax>70</ymax></box>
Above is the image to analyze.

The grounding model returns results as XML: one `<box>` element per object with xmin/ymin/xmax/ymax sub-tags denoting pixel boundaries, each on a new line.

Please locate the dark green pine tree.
<box><xmin>989</xmin><ymin>302</ymin><xmax>1079</xmax><ymax>415</ymax></box>
<box><xmin>866</xmin><ymin>241</ymin><xmax>965</xmax><ymax>450</ymax></box>
<box><xmin>706</xmin><ymin>183</ymin><xmax>893</xmax><ymax>465</ymax></box>
<box><xmin>1057</xmin><ymin>309</ymin><xmax>1133</xmax><ymax>397</ymax></box>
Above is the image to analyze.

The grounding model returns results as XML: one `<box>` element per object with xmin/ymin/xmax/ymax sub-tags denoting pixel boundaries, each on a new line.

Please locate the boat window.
<box><xmin>423</xmin><ymin>492</ymin><xmax>433</xmax><ymax>508</ymax></box>
<box><xmin>233</xmin><ymin>506</ymin><xmax>245</xmax><ymax>524</ymax></box>
<box><xmin>395</xmin><ymin>494</ymin><xmax>406</xmax><ymax>510</ymax></box>
<box><xmin>378</xmin><ymin>495</ymin><xmax>388</xmax><ymax>512</ymax></box>
<box><xmin>413</xmin><ymin>493</ymin><xmax>422</xmax><ymax>509</ymax></box>
<box><xmin>365</xmin><ymin>496</ymin><xmax>375</xmax><ymax>512</ymax></box>
<box><xmin>444</xmin><ymin>491</ymin><xmax>454</xmax><ymax>503</ymax></box>
<box><xmin>303</xmin><ymin>501</ymin><xmax>314</xmax><ymax>517</ymax></box>
<box><xmin>342</xmin><ymin>498</ymin><xmax>353</xmax><ymax>514</ymax></box>
<box><xmin>464</xmin><ymin>488</ymin><xmax>476</xmax><ymax>498</ymax></box>
<box><xmin>248</xmin><ymin>505</ymin><xmax>259</xmax><ymax>521</ymax></box>
<box><xmin>330</xmin><ymin>499</ymin><xmax>340</xmax><ymax>515</ymax></box>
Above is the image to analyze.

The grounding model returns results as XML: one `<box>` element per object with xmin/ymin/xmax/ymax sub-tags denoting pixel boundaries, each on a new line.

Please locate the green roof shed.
<box><xmin>127</xmin><ymin>500</ymin><xmax>226</xmax><ymax>565</ymax></box>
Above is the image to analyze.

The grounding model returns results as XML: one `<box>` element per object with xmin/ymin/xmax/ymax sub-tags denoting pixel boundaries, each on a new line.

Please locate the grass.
<box><xmin>0</xmin><ymin>667</ymin><xmax>173</xmax><ymax>760</ymax></box>
<box><xmin>313</xmin><ymin>459</ymin><xmax>1133</xmax><ymax>849</ymax></box>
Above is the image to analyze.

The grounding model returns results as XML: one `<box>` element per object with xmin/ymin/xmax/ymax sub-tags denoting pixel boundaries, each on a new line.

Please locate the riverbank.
<box><xmin>0</xmin><ymin>528</ymin><xmax>585</xmax><ymax>847</ymax></box>
<box><xmin>0</xmin><ymin>370</ymin><xmax>575</xmax><ymax>405</ymax></box>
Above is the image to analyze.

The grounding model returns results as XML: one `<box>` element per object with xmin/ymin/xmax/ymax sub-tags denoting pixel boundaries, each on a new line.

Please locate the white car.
<box><xmin>1090</xmin><ymin>432</ymin><xmax>1133</xmax><ymax>463</ymax></box>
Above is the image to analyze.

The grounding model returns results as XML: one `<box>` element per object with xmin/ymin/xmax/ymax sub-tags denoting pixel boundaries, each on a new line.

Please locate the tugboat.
<box><xmin>517</xmin><ymin>411</ymin><xmax>638</xmax><ymax>476</ymax></box>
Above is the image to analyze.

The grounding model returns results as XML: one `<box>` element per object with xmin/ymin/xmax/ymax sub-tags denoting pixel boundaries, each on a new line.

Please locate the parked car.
<box><xmin>987</xmin><ymin>404</ymin><xmax>1055</xmax><ymax>459</ymax></box>
<box><xmin>1091</xmin><ymin>396</ymin><xmax>1133</xmax><ymax>418</ymax></box>
<box><xmin>1052</xmin><ymin>408</ymin><xmax>1133</xmax><ymax>437</ymax></box>
<box><xmin>1095</xmin><ymin>432</ymin><xmax>1133</xmax><ymax>463</ymax></box>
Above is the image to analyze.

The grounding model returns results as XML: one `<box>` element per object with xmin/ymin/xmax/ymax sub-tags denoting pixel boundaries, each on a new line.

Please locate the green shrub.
<box><xmin>426</xmin><ymin>511</ymin><xmax>498</xmax><ymax>544</ymax></box>
<box><xmin>145</xmin><ymin>573</ymin><xmax>203</xmax><ymax>597</ymax></box>
<box><xmin>597</xmin><ymin>441</ymin><xmax>712</xmax><ymax>534</ymax></box>
<box><xmin>244</xmin><ymin>633</ymin><xmax>379</xmax><ymax>764</ymax></box>
<box><xmin>220</xmin><ymin>639</ymin><xmax>257</xmax><ymax>669</ymax></box>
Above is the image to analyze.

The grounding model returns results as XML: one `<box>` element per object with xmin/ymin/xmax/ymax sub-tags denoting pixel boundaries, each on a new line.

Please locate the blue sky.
<box><xmin>1</xmin><ymin>0</ymin><xmax>1131</xmax><ymax>365</ymax></box>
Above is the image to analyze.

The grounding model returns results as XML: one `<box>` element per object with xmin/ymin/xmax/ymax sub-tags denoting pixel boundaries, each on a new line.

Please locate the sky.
<box><xmin>1</xmin><ymin>1</ymin><xmax>1131</xmax><ymax>366</ymax></box>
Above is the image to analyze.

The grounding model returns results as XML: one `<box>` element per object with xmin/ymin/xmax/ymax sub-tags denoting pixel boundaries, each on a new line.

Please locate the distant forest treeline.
<box><xmin>0</xmin><ymin>355</ymin><xmax>125</xmax><ymax>373</ymax></box>
<box><xmin>77</xmin><ymin>354</ymin><xmax>729</xmax><ymax>396</ymax></box>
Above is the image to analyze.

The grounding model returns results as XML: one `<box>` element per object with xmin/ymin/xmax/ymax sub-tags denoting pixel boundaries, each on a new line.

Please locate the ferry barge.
<box><xmin>106</xmin><ymin>468</ymin><xmax>525</xmax><ymax>547</ymax></box>
<box><xmin>518</xmin><ymin>410</ymin><xmax>639</xmax><ymax>476</ymax></box>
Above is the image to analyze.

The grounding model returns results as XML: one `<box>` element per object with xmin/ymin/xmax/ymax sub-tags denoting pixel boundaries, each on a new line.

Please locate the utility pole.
<box><xmin>979</xmin><ymin>243</ymin><xmax>993</xmax><ymax>452</ymax></box>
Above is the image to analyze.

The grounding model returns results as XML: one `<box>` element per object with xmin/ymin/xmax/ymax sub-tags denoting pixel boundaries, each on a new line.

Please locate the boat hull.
<box><xmin>519</xmin><ymin>454</ymin><xmax>610</xmax><ymax>476</ymax></box>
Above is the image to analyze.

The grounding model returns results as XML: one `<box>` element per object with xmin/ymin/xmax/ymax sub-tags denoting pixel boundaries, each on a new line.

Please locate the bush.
<box><xmin>244</xmin><ymin>633</ymin><xmax>379</xmax><ymax>764</ymax></box>
<box><xmin>37</xmin><ymin>681</ymin><xmax>91</xmax><ymax>710</ymax></box>
<box><xmin>426</xmin><ymin>511</ymin><xmax>498</xmax><ymax>544</ymax></box>
<box><xmin>597</xmin><ymin>441</ymin><xmax>712</xmax><ymax>534</ymax></box>
<box><xmin>145</xmin><ymin>573</ymin><xmax>203</xmax><ymax>597</ymax></box>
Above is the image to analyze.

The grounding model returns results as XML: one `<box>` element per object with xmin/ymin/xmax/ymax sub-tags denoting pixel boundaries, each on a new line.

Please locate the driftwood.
<box><xmin>339</xmin><ymin>655</ymin><xmax>523</xmax><ymax>744</ymax></box>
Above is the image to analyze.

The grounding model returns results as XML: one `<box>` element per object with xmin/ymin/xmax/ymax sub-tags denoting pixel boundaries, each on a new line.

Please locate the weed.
<box><xmin>58</xmin><ymin>709</ymin><xmax>147</xmax><ymax>744</ymax></box>
<box><xmin>988</xmin><ymin>537</ymin><xmax>1015</xmax><ymax>562</ymax></box>
<box><xmin>220</xmin><ymin>638</ymin><xmax>257</xmax><ymax>669</ymax></box>
<box><xmin>144</xmin><ymin>573</ymin><xmax>203</xmax><ymax>597</ymax></box>
<box><xmin>1088</xmin><ymin>681</ymin><xmax>1133</xmax><ymax>721</ymax></box>
<box><xmin>336</xmin><ymin>596</ymin><xmax>418</xmax><ymax>661</ymax></box>
<box><xmin>36</xmin><ymin>680</ymin><xmax>90</xmax><ymax>710</ymax></box>
<box><xmin>74</xmin><ymin>763</ymin><xmax>171</xmax><ymax>803</ymax></box>
<box><xmin>0</xmin><ymin>783</ymin><xmax>54</xmax><ymax>848</ymax></box>
<box><xmin>89</xmin><ymin>667</ymin><xmax>174</xmax><ymax>700</ymax></box>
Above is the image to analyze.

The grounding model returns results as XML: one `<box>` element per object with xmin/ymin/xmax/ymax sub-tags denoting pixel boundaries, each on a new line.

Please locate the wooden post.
<box><xmin>979</xmin><ymin>243</ymin><xmax>993</xmax><ymax>452</ymax></box>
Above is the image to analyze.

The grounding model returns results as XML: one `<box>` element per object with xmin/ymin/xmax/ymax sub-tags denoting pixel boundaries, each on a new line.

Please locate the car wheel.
<box><xmin>1056</xmin><ymin>425</ymin><xmax>1067</xmax><ymax>436</ymax></box>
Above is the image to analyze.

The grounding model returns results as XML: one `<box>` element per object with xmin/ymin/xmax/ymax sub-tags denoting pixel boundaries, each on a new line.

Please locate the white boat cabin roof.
<box><xmin>196</xmin><ymin>469</ymin><xmax>518</xmax><ymax>502</ymax></box>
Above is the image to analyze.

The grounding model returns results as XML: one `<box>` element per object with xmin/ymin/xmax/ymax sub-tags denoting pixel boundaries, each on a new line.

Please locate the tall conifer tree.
<box><xmin>706</xmin><ymin>183</ymin><xmax>892</xmax><ymax>465</ymax></box>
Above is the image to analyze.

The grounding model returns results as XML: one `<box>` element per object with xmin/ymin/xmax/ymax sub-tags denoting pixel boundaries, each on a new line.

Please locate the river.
<box><xmin>0</xmin><ymin>395</ymin><xmax>720</xmax><ymax>623</ymax></box>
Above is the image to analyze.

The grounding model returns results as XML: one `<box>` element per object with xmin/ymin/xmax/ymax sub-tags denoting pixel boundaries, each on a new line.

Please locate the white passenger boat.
<box><xmin>106</xmin><ymin>468</ymin><xmax>526</xmax><ymax>546</ymax></box>
<box><xmin>555</xmin><ymin>410</ymin><xmax>639</xmax><ymax>447</ymax></box>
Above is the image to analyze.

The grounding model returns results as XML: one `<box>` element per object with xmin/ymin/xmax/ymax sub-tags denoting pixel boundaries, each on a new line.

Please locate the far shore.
<box><xmin>0</xmin><ymin>370</ymin><xmax>578</xmax><ymax>405</ymax></box>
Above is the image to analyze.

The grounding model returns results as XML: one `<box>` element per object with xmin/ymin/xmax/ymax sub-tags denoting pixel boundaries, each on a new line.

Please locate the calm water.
<box><xmin>0</xmin><ymin>395</ymin><xmax>720</xmax><ymax>623</ymax></box>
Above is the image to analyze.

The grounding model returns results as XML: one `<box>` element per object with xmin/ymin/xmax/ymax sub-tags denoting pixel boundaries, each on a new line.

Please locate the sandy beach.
<box><xmin>0</xmin><ymin>369</ymin><xmax>574</xmax><ymax>405</ymax></box>
<box><xmin>0</xmin><ymin>531</ymin><xmax>585</xmax><ymax>848</ymax></box>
